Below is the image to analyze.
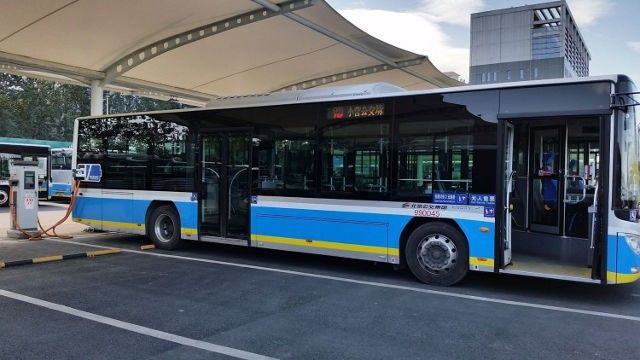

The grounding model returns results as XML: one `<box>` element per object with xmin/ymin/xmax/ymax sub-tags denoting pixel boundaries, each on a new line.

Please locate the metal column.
<box><xmin>90</xmin><ymin>80</ymin><xmax>104</xmax><ymax>116</ymax></box>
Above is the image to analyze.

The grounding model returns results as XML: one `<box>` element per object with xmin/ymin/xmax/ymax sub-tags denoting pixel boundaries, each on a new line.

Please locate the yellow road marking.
<box><xmin>32</xmin><ymin>255</ymin><xmax>64</xmax><ymax>264</ymax></box>
<box><xmin>87</xmin><ymin>249</ymin><xmax>122</xmax><ymax>257</ymax></box>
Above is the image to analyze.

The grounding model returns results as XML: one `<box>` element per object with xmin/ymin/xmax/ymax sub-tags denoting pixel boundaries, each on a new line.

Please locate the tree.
<box><xmin>0</xmin><ymin>72</ymin><xmax>189</xmax><ymax>141</ymax></box>
<box><xmin>104</xmin><ymin>91</ymin><xmax>185</xmax><ymax>115</ymax></box>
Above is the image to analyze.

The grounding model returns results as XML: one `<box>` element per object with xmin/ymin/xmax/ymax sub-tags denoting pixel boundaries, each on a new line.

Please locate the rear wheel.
<box><xmin>405</xmin><ymin>222</ymin><xmax>468</xmax><ymax>286</ymax></box>
<box><xmin>149</xmin><ymin>205</ymin><xmax>182</xmax><ymax>250</ymax></box>
<box><xmin>0</xmin><ymin>187</ymin><xmax>9</xmax><ymax>207</ymax></box>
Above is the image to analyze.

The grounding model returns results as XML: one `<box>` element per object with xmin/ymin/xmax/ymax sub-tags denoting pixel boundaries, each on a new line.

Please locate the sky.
<box><xmin>326</xmin><ymin>0</ymin><xmax>640</xmax><ymax>83</ymax></box>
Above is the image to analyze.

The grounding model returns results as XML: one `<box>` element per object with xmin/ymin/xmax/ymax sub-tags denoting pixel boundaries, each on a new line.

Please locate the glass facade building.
<box><xmin>469</xmin><ymin>0</ymin><xmax>590</xmax><ymax>85</ymax></box>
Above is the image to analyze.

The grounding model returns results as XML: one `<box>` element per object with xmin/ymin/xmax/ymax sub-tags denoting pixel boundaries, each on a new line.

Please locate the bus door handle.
<box><xmin>228</xmin><ymin>166</ymin><xmax>249</xmax><ymax>220</ymax></box>
<box><xmin>505</xmin><ymin>171</ymin><xmax>516</xmax><ymax>212</ymax></box>
<box><xmin>564</xmin><ymin>175</ymin><xmax>586</xmax><ymax>204</ymax></box>
<box><xmin>589</xmin><ymin>181</ymin><xmax>599</xmax><ymax>250</ymax></box>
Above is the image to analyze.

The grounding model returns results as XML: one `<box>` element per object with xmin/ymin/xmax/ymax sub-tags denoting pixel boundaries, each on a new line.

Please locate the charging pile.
<box><xmin>7</xmin><ymin>159</ymin><xmax>81</xmax><ymax>240</ymax></box>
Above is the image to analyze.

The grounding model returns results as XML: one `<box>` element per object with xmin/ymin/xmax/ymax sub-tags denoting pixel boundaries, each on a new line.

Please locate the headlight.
<box><xmin>624</xmin><ymin>234</ymin><xmax>640</xmax><ymax>256</ymax></box>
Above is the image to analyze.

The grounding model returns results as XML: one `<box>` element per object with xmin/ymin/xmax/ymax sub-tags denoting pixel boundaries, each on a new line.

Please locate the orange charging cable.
<box><xmin>35</xmin><ymin>180</ymin><xmax>81</xmax><ymax>240</ymax></box>
<box><xmin>9</xmin><ymin>180</ymin><xmax>81</xmax><ymax>241</ymax></box>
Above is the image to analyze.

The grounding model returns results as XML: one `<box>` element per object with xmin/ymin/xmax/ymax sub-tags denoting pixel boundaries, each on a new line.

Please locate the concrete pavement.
<box><xmin>0</xmin><ymin>232</ymin><xmax>638</xmax><ymax>359</ymax></box>
<box><xmin>0</xmin><ymin>201</ymin><xmax>89</xmax><ymax>240</ymax></box>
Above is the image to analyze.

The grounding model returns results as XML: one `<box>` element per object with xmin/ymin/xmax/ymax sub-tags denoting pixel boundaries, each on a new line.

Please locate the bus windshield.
<box><xmin>0</xmin><ymin>153</ymin><xmax>21</xmax><ymax>179</ymax></box>
<box><xmin>615</xmin><ymin>81</ymin><xmax>640</xmax><ymax>220</ymax></box>
<box><xmin>51</xmin><ymin>151</ymin><xmax>72</xmax><ymax>170</ymax></box>
<box><xmin>0</xmin><ymin>156</ymin><xmax>10</xmax><ymax>179</ymax></box>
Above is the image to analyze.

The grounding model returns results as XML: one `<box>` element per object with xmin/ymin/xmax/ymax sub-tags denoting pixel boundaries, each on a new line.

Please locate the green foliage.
<box><xmin>104</xmin><ymin>91</ymin><xmax>185</xmax><ymax>115</ymax></box>
<box><xmin>0</xmin><ymin>73</ymin><xmax>189</xmax><ymax>141</ymax></box>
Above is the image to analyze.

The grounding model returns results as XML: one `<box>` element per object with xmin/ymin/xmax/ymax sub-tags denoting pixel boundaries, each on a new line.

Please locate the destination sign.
<box><xmin>328</xmin><ymin>103</ymin><xmax>385</xmax><ymax>120</ymax></box>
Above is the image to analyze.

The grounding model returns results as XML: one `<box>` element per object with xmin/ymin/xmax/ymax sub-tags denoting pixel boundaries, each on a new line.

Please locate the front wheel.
<box><xmin>149</xmin><ymin>205</ymin><xmax>182</xmax><ymax>250</ymax></box>
<box><xmin>405</xmin><ymin>222</ymin><xmax>469</xmax><ymax>286</ymax></box>
<box><xmin>0</xmin><ymin>187</ymin><xmax>9</xmax><ymax>207</ymax></box>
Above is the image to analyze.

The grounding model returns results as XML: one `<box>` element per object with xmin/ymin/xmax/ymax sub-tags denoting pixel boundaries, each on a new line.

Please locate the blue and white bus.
<box><xmin>49</xmin><ymin>148</ymin><xmax>74</xmax><ymax>199</ymax></box>
<box><xmin>72</xmin><ymin>76</ymin><xmax>640</xmax><ymax>286</ymax></box>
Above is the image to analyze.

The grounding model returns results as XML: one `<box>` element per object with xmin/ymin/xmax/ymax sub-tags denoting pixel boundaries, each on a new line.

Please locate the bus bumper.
<box><xmin>49</xmin><ymin>183</ymin><xmax>72</xmax><ymax>198</ymax></box>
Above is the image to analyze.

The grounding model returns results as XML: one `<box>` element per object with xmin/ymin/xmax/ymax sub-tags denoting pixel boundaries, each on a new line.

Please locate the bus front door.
<box><xmin>200</xmin><ymin>133</ymin><xmax>251</xmax><ymax>241</ymax></box>
<box><xmin>504</xmin><ymin>119</ymin><xmax>601</xmax><ymax>281</ymax></box>
<box><xmin>503</xmin><ymin>122</ymin><xmax>514</xmax><ymax>266</ymax></box>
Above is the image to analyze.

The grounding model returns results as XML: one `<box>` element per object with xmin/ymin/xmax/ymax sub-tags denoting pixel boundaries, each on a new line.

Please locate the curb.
<box><xmin>0</xmin><ymin>248</ymin><xmax>122</xmax><ymax>269</ymax></box>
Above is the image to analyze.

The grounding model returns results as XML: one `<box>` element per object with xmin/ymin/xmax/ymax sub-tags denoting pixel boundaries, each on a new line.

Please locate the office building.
<box><xmin>469</xmin><ymin>1</ymin><xmax>590</xmax><ymax>85</ymax></box>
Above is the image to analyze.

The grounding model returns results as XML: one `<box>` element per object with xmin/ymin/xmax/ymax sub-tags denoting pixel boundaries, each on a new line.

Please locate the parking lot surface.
<box><xmin>0</xmin><ymin>201</ymin><xmax>88</xmax><ymax>238</ymax></box>
<box><xmin>1</xmin><ymin>230</ymin><xmax>639</xmax><ymax>359</ymax></box>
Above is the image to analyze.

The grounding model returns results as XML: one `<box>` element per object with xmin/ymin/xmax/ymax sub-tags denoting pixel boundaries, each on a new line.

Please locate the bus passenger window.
<box><xmin>77</xmin><ymin>116</ymin><xmax>195</xmax><ymax>192</ymax></box>
<box><xmin>252</xmin><ymin>127</ymin><xmax>315</xmax><ymax>194</ymax></box>
<box><xmin>395</xmin><ymin>94</ymin><xmax>497</xmax><ymax>200</ymax></box>
<box><xmin>397</xmin><ymin>136</ymin><xmax>434</xmax><ymax>196</ymax></box>
<box><xmin>320</xmin><ymin>119</ymin><xmax>389</xmax><ymax>194</ymax></box>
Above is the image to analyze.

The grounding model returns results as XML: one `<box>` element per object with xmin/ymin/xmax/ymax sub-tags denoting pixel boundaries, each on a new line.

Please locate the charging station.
<box><xmin>7</xmin><ymin>160</ymin><xmax>40</xmax><ymax>239</ymax></box>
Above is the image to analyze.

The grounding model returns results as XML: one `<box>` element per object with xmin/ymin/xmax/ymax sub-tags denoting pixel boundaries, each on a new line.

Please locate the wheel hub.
<box><xmin>154</xmin><ymin>214</ymin><xmax>174</xmax><ymax>242</ymax></box>
<box><xmin>417</xmin><ymin>234</ymin><xmax>458</xmax><ymax>274</ymax></box>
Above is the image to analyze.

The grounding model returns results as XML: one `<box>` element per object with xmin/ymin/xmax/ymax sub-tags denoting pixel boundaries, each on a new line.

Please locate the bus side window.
<box><xmin>252</xmin><ymin>127</ymin><xmax>315</xmax><ymax>195</ymax></box>
<box><xmin>320</xmin><ymin>119</ymin><xmax>390</xmax><ymax>194</ymax></box>
<box><xmin>394</xmin><ymin>94</ymin><xmax>497</xmax><ymax>201</ymax></box>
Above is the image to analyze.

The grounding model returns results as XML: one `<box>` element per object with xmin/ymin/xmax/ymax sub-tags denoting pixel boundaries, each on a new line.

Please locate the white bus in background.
<box><xmin>0</xmin><ymin>142</ymin><xmax>50</xmax><ymax>206</ymax></box>
<box><xmin>49</xmin><ymin>148</ymin><xmax>73</xmax><ymax>199</ymax></box>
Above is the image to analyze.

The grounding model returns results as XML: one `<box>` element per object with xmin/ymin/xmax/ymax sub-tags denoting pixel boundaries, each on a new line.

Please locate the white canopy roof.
<box><xmin>0</xmin><ymin>0</ymin><xmax>461</xmax><ymax>107</ymax></box>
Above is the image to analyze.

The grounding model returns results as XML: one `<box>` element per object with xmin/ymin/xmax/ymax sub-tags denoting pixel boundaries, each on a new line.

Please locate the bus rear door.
<box><xmin>200</xmin><ymin>133</ymin><xmax>251</xmax><ymax>243</ymax></box>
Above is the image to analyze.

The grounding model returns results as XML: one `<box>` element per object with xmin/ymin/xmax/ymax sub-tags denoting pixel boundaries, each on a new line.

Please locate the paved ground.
<box><xmin>0</xmin><ymin>201</ymin><xmax>89</xmax><ymax>239</ymax></box>
<box><xmin>0</xmin><ymin>211</ymin><xmax>639</xmax><ymax>359</ymax></box>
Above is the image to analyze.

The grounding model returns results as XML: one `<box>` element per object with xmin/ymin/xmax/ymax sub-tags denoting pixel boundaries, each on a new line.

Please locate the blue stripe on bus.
<box><xmin>456</xmin><ymin>219</ymin><xmax>495</xmax><ymax>259</ymax></box>
<box><xmin>252</xmin><ymin>207</ymin><xmax>402</xmax><ymax>249</ymax></box>
<box><xmin>74</xmin><ymin>196</ymin><xmax>495</xmax><ymax>263</ymax></box>
<box><xmin>611</xmin><ymin>235</ymin><xmax>640</xmax><ymax>273</ymax></box>
<box><xmin>73</xmin><ymin>197</ymin><xmax>103</xmax><ymax>221</ymax></box>
<box><xmin>606</xmin><ymin>234</ymin><xmax>640</xmax><ymax>283</ymax></box>
<box><xmin>618</xmin><ymin>238</ymin><xmax>640</xmax><ymax>272</ymax></box>
<box><xmin>73</xmin><ymin>196</ymin><xmax>197</xmax><ymax>229</ymax></box>
<box><xmin>175</xmin><ymin>202</ymin><xmax>198</xmax><ymax>229</ymax></box>
<box><xmin>251</xmin><ymin>206</ymin><xmax>495</xmax><ymax>260</ymax></box>
<box><xmin>607</xmin><ymin>235</ymin><xmax>617</xmax><ymax>274</ymax></box>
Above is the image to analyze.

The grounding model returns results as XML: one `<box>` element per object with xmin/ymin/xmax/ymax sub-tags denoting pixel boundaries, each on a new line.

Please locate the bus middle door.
<box><xmin>200</xmin><ymin>133</ymin><xmax>251</xmax><ymax>242</ymax></box>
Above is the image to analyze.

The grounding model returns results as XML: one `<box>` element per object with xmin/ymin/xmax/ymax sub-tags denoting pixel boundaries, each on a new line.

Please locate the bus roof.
<box><xmin>0</xmin><ymin>137</ymin><xmax>71</xmax><ymax>149</ymax></box>
<box><xmin>77</xmin><ymin>74</ymin><xmax>623</xmax><ymax>121</ymax></box>
<box><xmin>0</xmin><ymin>142</ymin><xmax>50</xmax><ymax>156</ymax></box>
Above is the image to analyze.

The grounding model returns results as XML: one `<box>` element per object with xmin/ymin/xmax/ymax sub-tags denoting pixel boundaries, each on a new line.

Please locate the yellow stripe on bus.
<box><xmin>470</xmin><ymin>257</ymin><xmax>495</xmax><ymax>267</ymax></box>
<box><xmin>251</xmin><ymin>234</ymin><xmax>399</xmax><ymax>257</ymax></box>
<box><xmin>73</xmin><ymin>218</ymin><xmax>144</xmax><ymax>231</ymax></box>
<box><xmin>181</xmin><ymin>228</ymin><xmax>198</xmax><ymax>236</ymax></box>
<box><xmin>607</xmin><ymin>271</ymin><xmax>640</xmax><ymax>284</ymax></box>
<box><xmin>72</xmin><ymin>218</ymin><xmax>197</xmax><ymax>237</ymax></box>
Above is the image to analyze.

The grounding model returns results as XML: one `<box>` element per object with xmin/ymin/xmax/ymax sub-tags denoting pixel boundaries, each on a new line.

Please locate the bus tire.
<box><xmin>405</xmin><ymin>222</ymin><xmax>468</xmax><ymax>286</ymax></box>
<box><xmin>0</xmin><ymin>187</ymin><xmax>9</xmax><ymax>207</ymax></box>
<box><xmin>149</xmin><ymin>205</ymin><xmax>182</xmax><ymax>250</ymax></box>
